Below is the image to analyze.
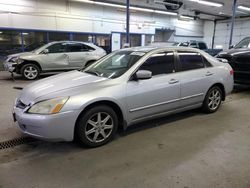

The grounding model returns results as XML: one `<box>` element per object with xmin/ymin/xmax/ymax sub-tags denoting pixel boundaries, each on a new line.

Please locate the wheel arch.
<box><xmin>74</xmin><ymin>100</ymin><xmax>126</xmax><ymax>138</ymax></box>
<box><xmin>17</xmin><ymin>60</ymin><xmax>42</xmax><ymax>73</ymax></box>
<box><xmin>208</xmin><ymin>83</ymin><xmax>226</xmax><ymax>101</ymax></box>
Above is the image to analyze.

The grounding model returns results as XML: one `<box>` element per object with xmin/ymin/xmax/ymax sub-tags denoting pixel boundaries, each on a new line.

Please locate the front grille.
<box><xmin>16</xmin><ymin>99</ymin><xmax>27</xmax><ymax>109</ymax></box>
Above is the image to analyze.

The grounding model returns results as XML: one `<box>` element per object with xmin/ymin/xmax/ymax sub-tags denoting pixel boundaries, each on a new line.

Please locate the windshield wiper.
<box><xmin>85</xmin><ymin>70</ymin><xmax>100</xmax><ymax>77</ymax></box>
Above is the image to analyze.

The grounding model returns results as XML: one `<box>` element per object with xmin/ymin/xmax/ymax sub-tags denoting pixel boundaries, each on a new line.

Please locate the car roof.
<box><xmin>48</xmin><ymin>41</ymin><xmax>93</xmax><ymax>45</ymax></box>
<box><xmin>119</xmin><ymin>46</ymin><xmax>204</xmax><ymax>53</ymax></box>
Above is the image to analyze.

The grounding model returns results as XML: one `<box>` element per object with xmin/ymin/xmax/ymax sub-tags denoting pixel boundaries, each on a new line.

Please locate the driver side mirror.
<box><xmin>135</xmin><ymin>70</ymin><xmax>152</xmax><ymax>80</ymax></box>
<box><xmin>229</xmin><ymin>44</ymin><xmax>235</xmax><ymax>49</ymax></box>
<box><xmin>42</xmin><ymin>49</ymin><xmax>49</xmax><ymax>54</ymax></box>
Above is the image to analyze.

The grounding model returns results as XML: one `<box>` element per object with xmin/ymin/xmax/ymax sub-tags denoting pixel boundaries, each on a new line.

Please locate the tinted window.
<box><xmin>198</xmin><ymin>42</ymin><xmax>207</xmax><ymax>50</ymax></box>
<box><xmin>178</xmin><ymin>51</ymin><xmax>205</xmax><ymax>71</ymax></box>
<box><xmin>84</xmin><ymin>44</ymin><xmax>95</xmax><ymax>51</ymax></box>
<box><xmin>47</xmin><ymin>43</ymin><xmax>67</xmax><ymax>53</ymax></box>
<box><xmin>189</xmin><ymin>43</ymin><xmax>198</xmax><ymax>48</ymax></box>
<box><xmin>67</xmin><ymin>43</ymin><xmax>82</xmax><ymax>52</ymax></box>
<box><xmin>67</xmin><ymin>43</ymin><xmax>95</xmax><ymax>52</ymax></box>
<box><xmin>235</xmin><ymin>37</ymin><xmax>250</xmax><ymax>49</ymax></box>
<box><xmin>139</xmin><ymin>52</ymin><xmax>175</xmax><ymax>76</ymax></box>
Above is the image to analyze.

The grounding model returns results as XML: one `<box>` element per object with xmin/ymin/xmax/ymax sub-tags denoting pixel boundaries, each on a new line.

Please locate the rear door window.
<box><xmin>177</xmin><ymin>51</ymin><xmax>205</xmax><ymax>71</ymax></box>
<box><xmin>66</xmin><ymin>43</ymin><xmax>95</xmax><ymax>52</ymax></box>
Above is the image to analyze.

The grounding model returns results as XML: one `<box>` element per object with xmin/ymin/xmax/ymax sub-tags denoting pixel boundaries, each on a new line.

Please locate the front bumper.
<box><xmin>3</xmin><ymin>61</ymin><xmax>17</xmax><ymax>72</ymax></box>
<box><xmin>13</xmin><ymin>106</ymin><xmax>81</xmax><ymax>142</ymax></box>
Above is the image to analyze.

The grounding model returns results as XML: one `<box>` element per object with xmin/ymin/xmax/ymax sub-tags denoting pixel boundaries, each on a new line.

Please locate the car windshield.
<box><xmin>235</xmin><ymin>38</ymin><xmax>250</xmax><ymax>49</ymax></box>
<box><xmin>83</xmin><ymin>50</ymin><xmax>145</xmax><ymax>79</ymax></box>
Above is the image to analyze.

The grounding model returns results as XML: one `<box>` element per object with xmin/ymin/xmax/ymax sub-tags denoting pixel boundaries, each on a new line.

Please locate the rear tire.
<box><xmin>202</xmin><ymin>86</ymin><xmax>222</xmax><ymax>113</ymax></box>
<box><xmin>75</xmin><ymin>105</ymin><xmax>118</xmax><ymax>147</ymax></box>
<box><xmin>21</xmin><ymin>63</ymin><xmax>40</xmax><ymax>80</ymax></box>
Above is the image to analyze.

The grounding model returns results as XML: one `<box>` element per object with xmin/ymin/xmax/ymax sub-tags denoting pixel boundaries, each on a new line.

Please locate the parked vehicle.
<box><xmin>3</xmin><ymin>41</ymin><xmax>106</xmax><ymax>80</ymax></box>
<box><xmin>173</xmin><ymin>41</ymin><xmax>223</xmax><ymax>56</ymax></box>
<box><xmin>13</xmin><ymin>46</ymin><xmax>234</xmax><ymax>147</ymax></box>
<box><xmin>216</xmin><ymin>37</ymin><xmax>250</xmax><ymax>85</ymax></box>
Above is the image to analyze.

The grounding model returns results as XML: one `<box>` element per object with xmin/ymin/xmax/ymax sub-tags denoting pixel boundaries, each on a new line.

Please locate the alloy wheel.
<box><xmin>208</xmin><ymin>89</ymin><xmax>221</xmax><ymax>111</ymax></box>
<box><xmin>85</xmin><ymin>112</ymin><xmax>114</xmax><ymax>143</ymax></box>
<box><xmin>24</xmin><ymin>66</ymin><xmax>38</xmax><ymax>79</ymax></box>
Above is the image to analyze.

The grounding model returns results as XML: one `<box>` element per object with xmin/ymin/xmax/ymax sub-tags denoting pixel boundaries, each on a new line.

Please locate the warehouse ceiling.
<box><xmin>100</xmin><ymin>0</ymin><xmax>250</xmax><ymax>20</ymax></box>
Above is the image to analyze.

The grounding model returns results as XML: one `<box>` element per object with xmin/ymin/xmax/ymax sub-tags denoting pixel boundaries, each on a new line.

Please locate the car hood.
<box><xmin>218</xmin><ymin>48</ymin><xmax>250</xmax><ymax>57</ymax></box>
<box><xmin>8</xmin><ymin>52</ymin><xmax>34</xmax><ymax>58</ymax></box>
<box><xmin>19</xmin><ymin>71</ymin><xmax>108</xmax><ymax>105</ymax></box>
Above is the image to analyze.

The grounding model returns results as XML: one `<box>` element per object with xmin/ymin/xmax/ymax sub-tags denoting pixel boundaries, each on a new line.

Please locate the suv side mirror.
<box><xmin>135</xmin><ymin>70</ymin><xmax>152</xmax><ymax>80</ymax></box>
<box><xmin>42</xmin><ymin>49</ymin><xmax>49</xmax><ymax>54</ymax></box>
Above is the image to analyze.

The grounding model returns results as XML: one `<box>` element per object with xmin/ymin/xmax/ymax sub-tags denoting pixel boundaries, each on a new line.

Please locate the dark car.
<box><xmin>173</xmin><ymin>41</ymin><xmax>222</xmax><ymax>56</ymax></box>
<box><xmin>216</xmin><ymin>37</ymin><xmax>250</xmax><ymax>85</ymax></box>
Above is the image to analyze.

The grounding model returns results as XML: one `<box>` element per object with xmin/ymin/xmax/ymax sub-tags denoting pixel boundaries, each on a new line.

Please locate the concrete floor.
<box><xmin>0</xmin><ymin>71</ymin><xmax>250</xmax><ymax>188</ymax></box>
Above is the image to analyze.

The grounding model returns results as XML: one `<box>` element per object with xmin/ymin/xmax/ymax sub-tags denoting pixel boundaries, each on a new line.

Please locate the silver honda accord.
<box><xmin>13</xmin><ymin>46</ymin><xmax>234</xmax><ymax>147</ymax></box>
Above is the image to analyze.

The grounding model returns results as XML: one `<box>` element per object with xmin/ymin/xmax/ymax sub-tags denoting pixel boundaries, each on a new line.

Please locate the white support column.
<box><xmin>141</xmin><ymin>34</ymin><xmax>145</xmax><ymax>46</ymax></box>
<box><xmin>111</xmin><ymin>33</ymin><xmax>121</xmax><ymax>51</ymax></box>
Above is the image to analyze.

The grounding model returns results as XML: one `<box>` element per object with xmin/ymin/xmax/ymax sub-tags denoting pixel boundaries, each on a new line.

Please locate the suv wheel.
<box><xmin>75</xmin><ymin>105</ymin><xmax>118</xmax><ymax>147</ymax></box>
<box><xmin>202</xmin><ymin>86</ymin><xmax>222</xmax><ymax>113</ymax></box>
<box><xmin>21</xmin><ymin>64</ymin><xmax>40</xmax><ymax>80</ymax></box>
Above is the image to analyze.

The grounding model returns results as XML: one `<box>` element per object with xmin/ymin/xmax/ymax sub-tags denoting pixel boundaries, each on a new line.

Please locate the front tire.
<box><xmin>21</xmin><ymin>64</ymin><xmax>40</xmax><ymax>80</ymax></box>
<box><xmin>75</xmin><ymin>105</ymin><xmax>118</xmax><ymax>147</ymax></box>
<box><xmin>202</xmin><ymin>86</ymin><xmax>222</xmax><ymax>113</ymax></box>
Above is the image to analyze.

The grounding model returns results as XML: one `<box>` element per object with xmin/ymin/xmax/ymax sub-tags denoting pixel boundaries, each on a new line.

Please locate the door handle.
<box><xmin>169</xmin><ymin>79</ymin><xmax>179</xmax><ymax>84</ymax></box>
<box><xmin>205</xmin><ymin>71</ymin><xmax>214</xmax><ymax>76</ymax></box>
<box><xmin>63</xmin><ymin>54</ymin><xmax>69</xmax><ymax>59</ymax></box>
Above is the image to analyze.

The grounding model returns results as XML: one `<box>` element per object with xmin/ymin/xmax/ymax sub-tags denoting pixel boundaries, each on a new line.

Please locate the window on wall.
<box><xmin>121</xmin><ymin>34</ymin><xmax>141</xmax><ymax>48</ymax></box>
<box><xmin>22</xmin><ymin>32</ymin><xmax>47</xmax><ymax>52</ymax></box>
<box><xmin>145</xmin><ymin>35</ymin><xmax>153</xmax><ymax>46</ymax></box>
<box><xmin>48</xmin><ymin>32</ymin><xmax>69</xmax><ymax>41</ymax></box>
<box><xmin>95</xmin><ymin>35</ymin><xmax>111</xmax><ymax>53</ymax></box>
<box><xmin>0</xmin><ymin>30</ymin><xmax>22</xmax><ymax>55</ymax></box>
<box><xmin>74</xmin><ymin>34</ymin><xmax>93</xmax><ymax>42</ymax></box>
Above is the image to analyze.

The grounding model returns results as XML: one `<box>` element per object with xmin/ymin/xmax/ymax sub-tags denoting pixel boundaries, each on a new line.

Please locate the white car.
<box><xmin>3</xmin><ymin>41</ymin><xmax>106</xmax><ymax>80</ymax></box>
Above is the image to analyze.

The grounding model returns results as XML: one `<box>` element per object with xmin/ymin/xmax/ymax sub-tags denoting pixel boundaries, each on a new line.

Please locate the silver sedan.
<box><xmin>13</xmin><ymin>47</ymin><xmax>234</xmax><ymax>147</ymax></box>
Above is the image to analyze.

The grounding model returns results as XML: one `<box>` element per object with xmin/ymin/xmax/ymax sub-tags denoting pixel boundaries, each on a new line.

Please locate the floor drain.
<box><xmin>0</xmin><ymin>137</ymin><xmax>36</xmax><ymax>150</ymax></box>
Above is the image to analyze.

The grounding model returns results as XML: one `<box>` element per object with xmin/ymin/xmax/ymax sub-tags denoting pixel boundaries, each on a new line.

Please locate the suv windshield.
<box><xmin>235</xmin><ymin>37</ymin><xmax>250</xmax><ymax>49</ymax></box>
<box><xmin>84</xmin><ymin>50</ymin><xmax>145</xmax><ymax>79</ymax></box>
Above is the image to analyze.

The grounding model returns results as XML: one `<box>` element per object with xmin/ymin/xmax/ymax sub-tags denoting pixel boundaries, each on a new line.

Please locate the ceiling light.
<box><xmin>238</xmin><ymin>5</ymin><xmax>250</xmax><ymax>12</ymax></box>
<box><xmin>154</xmin><ymin>10</ymin><xmax>177</xmax><ymax>15</ymax></box>
<box><xmin>0</xmin><ymin>31</ymin><xmax>2</xmax><ymax>34</ymax></box>
<box><xmin>188</xmin><ymin>0</ymin><xmax>223</xmax><ymax>7</ymax></box>
<box><xmin>130</xmin><ymin>7</ymin><xmax>154</xmax><ymax>12</ymax></box>
<box><xmin>22</xmin><ymin>32</ymin><xmax>29</xmax><ymax>35</ymax></box>
<box><xmin>72</xmin><ymin>0</ymin><xmax>177</xmax><ymax>16</ymax></box>
<box><xmin>179</xmin><ymin>15</ymin><xmax>194</xmax><ymax>20</ymax></box>
<box><xmin>199</xmin><ymin>1</ymin><xmax>223</xmax><ymax>7</ymax></box>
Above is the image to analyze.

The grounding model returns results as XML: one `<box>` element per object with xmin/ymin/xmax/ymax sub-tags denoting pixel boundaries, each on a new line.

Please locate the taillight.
<box><xmin>230</xmin><ymin>69</ymin><xmax>234</xmax><ymax>75</ymax></box>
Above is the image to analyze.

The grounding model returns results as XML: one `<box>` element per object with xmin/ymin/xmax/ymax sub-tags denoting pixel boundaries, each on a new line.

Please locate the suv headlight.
<box><xmin>28</xmin><ymin>97</ymin><xmax>69</xmax><ymax>115</ymax></box>
<box><xmin>16</xmin><ymin>58</ymin><xmax>24</xmax><ymax>64</ymax></box>
<box><xmin>9</xmin><ymin>57</ymin><xmax>18</xmax><ymax>63</ymax></box>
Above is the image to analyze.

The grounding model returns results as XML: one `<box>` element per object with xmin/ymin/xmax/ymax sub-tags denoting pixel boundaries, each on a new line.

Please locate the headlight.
<box><xmin>16</xmin><ymin>58</ymin><xmax>24</xmax><ymax>64</ymax></box>
<box><xmin>28</xmin><ymin>97</ymin><xmax>69</xmax><ymax>115</ymax></box>
<box><xmin>9</xmin><ymin>57</ymin><xmax>18</xmax><ymax>63</ymax></box>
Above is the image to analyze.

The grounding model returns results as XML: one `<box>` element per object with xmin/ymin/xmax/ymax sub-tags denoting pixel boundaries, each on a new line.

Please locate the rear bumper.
<box><xmin>14</xmin><ymin>106</ymin><xmax>81</xmax><ymax>142</ymax></box>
